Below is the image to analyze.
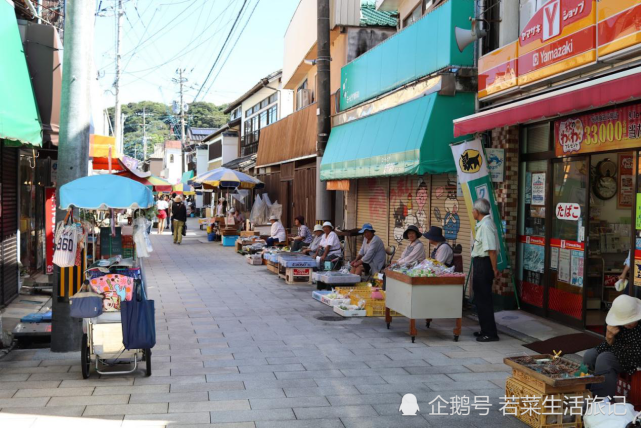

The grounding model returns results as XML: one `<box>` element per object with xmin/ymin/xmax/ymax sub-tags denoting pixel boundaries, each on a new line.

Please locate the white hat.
<box><xmin>322</xmin><ymin>221</ymin><xmax>333</xmax><ymax>229</ymax></box>
<box><xmin>229</xmin><ymin>208</ymin><xmax>236</xmax><ymax>213</ymax></box>
<box><xmin>606</xmin><ymin>295</ymin><xmax>641</xmax><ymax>326</ymax></box>
<box><xmin>313</xmin><ymin>224</ymin><xmax>323</xmax><ymax>232</ymax></box>
<box><xmin>269</xmin><ymin>215</ymin><xmax>278</xmax><ymax>221</ymax></box>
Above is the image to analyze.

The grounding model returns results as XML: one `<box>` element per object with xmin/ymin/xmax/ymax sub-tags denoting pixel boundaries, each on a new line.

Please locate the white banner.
<box><xmin>451</xmin><ymin>139</ymin><xmax>488</xmax><ymax>184</ymax></box>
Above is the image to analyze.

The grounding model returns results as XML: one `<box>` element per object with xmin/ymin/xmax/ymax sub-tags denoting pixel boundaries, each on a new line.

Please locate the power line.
<box><xmin>201</xmin><ymin>0</ymin><xmax>261</xmax><ymax>101</ymax></box>
<box><xmin>193</xmin><ymin>0</ymin><xmax>248</xmax><ymax>102</ymax></box>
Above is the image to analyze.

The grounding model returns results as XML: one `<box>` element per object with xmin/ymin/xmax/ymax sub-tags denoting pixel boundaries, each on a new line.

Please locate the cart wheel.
<box><xmin>81</xmin><ymin>334</ymin><xmax>91</xmax><ymax>379</ymax></box>
<box><xmin>386</xmin><ymin>323</ymin><xmax>390</xmax><ymax>329</ymax></box>
<box><xmin>144</xmin><ymin>349</ymin><xmax>152</xmax><ymax>377</ymax></box>
<box><xmin>425</xmin><ymin>321</ymin><xmax>431</xmax><ymax>328</ymax></box>
<box><xmin>454</xmin><ymin>335</ymin><xmax>459</xmax><ymax>342</ymax></box>
<box><xmin>411</xmin><ymin>336</ymin><xmax>415</xmax><ymax>343</ymax></box>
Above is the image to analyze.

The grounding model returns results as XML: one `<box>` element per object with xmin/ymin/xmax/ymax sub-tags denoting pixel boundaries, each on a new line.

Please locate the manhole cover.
<box><xmin>316</xmin><ymin>316</ymin><xmax>346</xmax><ymax>322</ymax></box>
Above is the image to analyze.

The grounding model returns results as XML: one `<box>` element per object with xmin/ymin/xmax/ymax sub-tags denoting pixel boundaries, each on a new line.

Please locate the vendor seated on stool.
<box><xmin>314</xmin><ymin>221</ymin><xmax>342</xmax><ymax>269</ymax></box>
<box><xmin>423</xmin><ymin>226</ymin><xmax>453</xmax><ymax>267</ymax></box>
<box><xmin>291</xmin><ymin>216</ymin><xmax>313</xmax><ymax>252</ymax></box>
<box><xmin>302</xmin><ymin>224</ymin><xmax>323</xmax><ymax>255</ymax></box>
<box><xmin>394</xmin><ymin>225</ymin><xmax>426</xmax><ymax>266</ymax></box>
<box><xmin>266</xmin><ymin>215</ymin><xmax>286</xmax><ymax>246</ymax></box>
<box><xmin>350</xmin><ymin>223</ymin><xmax>386</xmax><ymax>276</ymax></box>
<box><xmin>583</xmin><ymin>295</ymin><xmax>641</xmax><ymax>399</ymax></box>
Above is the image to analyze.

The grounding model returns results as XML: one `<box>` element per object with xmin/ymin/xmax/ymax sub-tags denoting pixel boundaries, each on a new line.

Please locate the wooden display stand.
<box><xmin>241</xmin><ymin>231</ymin><xmax>259</xmax><ymax>237</ymax></box>
<box><xmin>384</xmin><ymin>269</ymin><xmax>464</xmax><ymax>343</ymax></box>
<box><xmin>266</xmin><ymin>264</ymin><xmax>279</xmax><ymax>274</ymax></box>
<box><xmin>285</xmin><ymin>268</ymin><xmax>312</xmax><ymax>285</ymax></box>
<box><xmin>503</xmin><ymin>355</ymin><xmax>604</xmax><ymax>428</ymax></box>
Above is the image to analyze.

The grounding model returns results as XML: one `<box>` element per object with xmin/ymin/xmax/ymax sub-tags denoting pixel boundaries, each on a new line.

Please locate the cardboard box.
<box><xmin>285</xmin><ymin>268</ymin><xmax>312</xmax><ymax>285</ymax></box>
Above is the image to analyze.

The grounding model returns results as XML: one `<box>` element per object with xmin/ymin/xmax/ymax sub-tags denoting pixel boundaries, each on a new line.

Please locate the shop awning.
<box><xmin>453</xmin><ymin>66</ymin><xmax>641</xmax><ymax>137</ymax></box>
<box><xmin>181</xmin><ymin>170</ymin><xmax>194</xmax><ymax>184</ymax></box>
<box><xmin>320</xmin><ymin>92</ymin><xmax>474</xmax><ymax>180</ymax></box>
<box><xmin>0</xmin><ymin>1</ymin><xmax>42</xmax><ymax>147</ymax></box>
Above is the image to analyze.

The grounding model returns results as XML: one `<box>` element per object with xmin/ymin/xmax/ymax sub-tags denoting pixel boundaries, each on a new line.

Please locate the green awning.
<box><xmin>0</xmin><ymin>1</ymin><xmax>42</xmax><ymax>147</ymax></box>
<box><xmin>320</xmin><ymin>92</ymin><xmax>475</xmax><ymax>180</ymax></box>
<box><xmin>181</xmin><ymin>170</ymin><xmax>195</xmax><ymax>184</ymax></box>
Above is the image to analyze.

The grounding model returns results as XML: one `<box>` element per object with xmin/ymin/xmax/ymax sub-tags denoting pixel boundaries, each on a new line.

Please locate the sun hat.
<box><xmin>269</xmin><ymin>215</ymin><xmax>279</xmax><ymax>221</ymax></box>
<box><xmin>358</xmin><ymin>223</ymin><xmax>375</xmax><ymax>234</ymax></box>
<box><xmin>229</xmin><ymin>208</ymin><xmax>236</xmax><ymax>213</ymax></box>
<box><xmin>322</xmin><ymin>221</ymin><xmax>333</xmax><ymax>229</ymax></box>
<box><xmin>606</xmin><ymin>295</ymin><xmax>641</xmax><ymax>326</ymax></box>
<box><xmin>403</xmin><ymin>225</ymin><xmax>421</xmax><ymax>240</ymax></box>
<box><xmin>313</xmin><ymin>224</ymin><xmax>323</xmax><ymax>232</ymax></box>
<box><xmin>423</xmin><ymin>226</ymin><xmax>446</xmax><ymax>243</ymax></box>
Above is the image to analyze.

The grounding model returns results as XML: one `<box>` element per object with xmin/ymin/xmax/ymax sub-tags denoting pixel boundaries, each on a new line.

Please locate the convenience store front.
<box><xmin>518</xmin><ymin>102</ymin><xmax>641</xmax><ymax>331</ymax></box>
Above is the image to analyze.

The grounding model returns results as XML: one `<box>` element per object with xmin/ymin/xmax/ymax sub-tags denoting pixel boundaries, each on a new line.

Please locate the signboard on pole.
<box><xmin>45</xmin><ymin>187</ymin><xmax>56</xmax><ymax>274</ymax></box>
<box><xmin>451</xmin><ymin>139</ymin><xmax>508</xmax><ymax>271</ymax></box>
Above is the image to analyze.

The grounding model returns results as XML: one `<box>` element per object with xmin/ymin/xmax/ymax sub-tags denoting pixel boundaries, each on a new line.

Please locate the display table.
<box><xmin>384</xmin><ymin>269</ymin><xmax>464</xmax><ymax>343</ymax></box>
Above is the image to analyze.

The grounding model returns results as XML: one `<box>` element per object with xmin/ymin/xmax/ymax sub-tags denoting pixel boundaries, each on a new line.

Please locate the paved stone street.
<box><xmin>0</xmin><ymin>219</ymin><xmax>530</xmax><ymax>427</ymax></box>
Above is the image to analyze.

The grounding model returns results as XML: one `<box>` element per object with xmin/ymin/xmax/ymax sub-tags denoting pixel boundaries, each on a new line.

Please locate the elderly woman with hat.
<box><xmin>302</xmin><ymin>224</ymin><xmax>324</xmax><ymax>256</ymax></box>
<box><xmin>314</xmin><ymin>221</ymin><xmax>342</xmax><ymax>268</ymax></box>
<box><xmin>266</xmin><ymin>215</ymin><xmax>286</xmax><ymax>247</ymax></box>
<box><xmin>395</xmin><ymin>225</ymin><xmax>426</xmax><ymax>266</ymax></box>
<box><xmin>350</xmin><ymin>223</ymin><xmax>386</xmax><ymax>276</ymax></box>
<box><xmin>583</xmin><ymin>295</ymin><xmax>641</xmax><ymax>399</ymax></box>
<box><xmin>423</xmin><ymin>226</ymin><xmax>453</xmax><ymax>267</ymax></box>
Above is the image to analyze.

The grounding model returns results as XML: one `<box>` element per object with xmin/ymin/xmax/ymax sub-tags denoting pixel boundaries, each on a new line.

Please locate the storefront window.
<box><xmin>521</xmin><ymin>123</ymin><xmax>550</xmax><ymax>154</ymax></box>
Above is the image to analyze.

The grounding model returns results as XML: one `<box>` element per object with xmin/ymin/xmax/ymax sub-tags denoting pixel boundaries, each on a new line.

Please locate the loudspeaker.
<box><xmin>455</xmin><ymin>19</ymin><xmax>487</xmax><ymax>52</ymax></box>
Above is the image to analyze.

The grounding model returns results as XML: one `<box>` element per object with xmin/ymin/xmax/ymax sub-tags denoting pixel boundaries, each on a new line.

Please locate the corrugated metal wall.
<box><xmin>293</xmin><ymin>166</ymin><xmax>316</xmax><ymax>227</ymax></box>
<box><xmin>357</xmin><ymin>178</ymin><xmax>390</xmax><ymax>250</ymax></box>
<box><xmin>0</xmin><ymin>144</ymin><xmax>18</xmax><ymax>307</ymax></box>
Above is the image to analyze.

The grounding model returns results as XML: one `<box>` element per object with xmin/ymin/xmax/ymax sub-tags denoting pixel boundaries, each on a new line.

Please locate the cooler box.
<box><xmin>318</xmin><ymin>272</ymin><xmax>361</xmax><ymax>284</ymax></box>
<box><xmin>222</xmin><ymin>235</ymin><xmax>239</xmax><ymax>246</ymax></box>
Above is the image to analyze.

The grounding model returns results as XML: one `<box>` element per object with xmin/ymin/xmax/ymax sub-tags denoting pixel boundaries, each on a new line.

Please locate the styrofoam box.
<box><xmin>312</xmin><ymin>272</ymin><xmax>321</xmax><ymax>283</ymax></box>
<box><xmin>333</xmin><ymin>305</ymin><xmax>366</xmax><ymax>317</ymax></box>
<box><xmin>318</xmin><ymin>272</ymin><xmax>361</xmax><ymax>285</ymax></box>
<box><xmin>312</xmin><ymin>290</ymin><xmax>332</xmax><ymax>302</ymax></box>
<box><xmin>320</xmin><ymin>295</ymin><xmax>351</xmax><ymax>307</ymax></box>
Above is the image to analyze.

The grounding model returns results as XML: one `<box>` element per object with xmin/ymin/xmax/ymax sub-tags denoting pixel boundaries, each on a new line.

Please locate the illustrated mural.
<box><xmin>416</xmin><ymin>180</ymin><xmax>428</xmax><ymax>233</ymax></box>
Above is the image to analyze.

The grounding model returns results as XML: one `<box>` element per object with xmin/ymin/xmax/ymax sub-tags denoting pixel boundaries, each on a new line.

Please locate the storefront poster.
<box><xmin>550</xmin><ymin>247</ymin><xmax>559</xmax><ymax>270</ymax></box>
<box><xmin>555</xmin><ymin>104</ymin><xmax>641</xmax><ymax>156</ymax></box>
<box><xmin>531</xmin><ymin>173</ymin><xmax>546</xmax><ymax>206</ymax></box>
<box><xmin>45</xmin><ymin>187</ymin><xmax>56</xmax><ymax>274</ymax></box>
<box><xmin>451</xmin><ymin>139</ymin><xmax>508</xmax><ymax>271</ymax></box>
<box><xmin>571</xmin><ymin>250</ymin><xmax>584</xmax><ymax>287</ymax></box>
<box><xmin>486</xmin><ymin>148</ymin><xmax>504</xmax><ymax>182</ymax></box>
<box><xmin>618</xmin><ymin>153</ymin><xmax>634</xmax><ymax>209</ymax></box>
<box><xmin>558</xmin><ymin>248</ymin><xmax>571</xmax><ymax>283</ymax></box>
<box><xmin>523</xmin><ymin>243</ymin><xmax>544</xmax><ymax>274</ymax></box>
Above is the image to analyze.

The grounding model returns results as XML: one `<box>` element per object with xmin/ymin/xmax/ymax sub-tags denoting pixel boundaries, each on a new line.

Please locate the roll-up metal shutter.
<box><xmin>387</xmin><ymin>175</ymin><xmax>431</xmax><ymax>261</ymax></box>
<box><xmin>0</xmin><ymin>143</ymin><xmax>19</xmax><ymax>307</ymax></box>
<box><xmin>357</xmin><ymin>178</ymin><xmax>390</xmax><ymax>250</ymax></box>
<box><xmin>430</xmin><ymin>174</ymin><xmax>472</xmax><ymax>275</ymax></box>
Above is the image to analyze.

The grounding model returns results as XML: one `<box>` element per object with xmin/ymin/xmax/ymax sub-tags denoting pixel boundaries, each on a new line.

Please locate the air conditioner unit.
<box><xmin>296</xmin><ymin>89</ymin><xmax>312</xmax><ymax>110</ymax></box>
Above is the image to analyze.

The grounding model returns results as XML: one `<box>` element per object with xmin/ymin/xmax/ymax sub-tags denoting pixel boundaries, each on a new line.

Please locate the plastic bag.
<box><xmin>262</xmin><ymin>194</ymin><xmax>273</xmax><ymax>223</ymax></box>
<box><xmin>250</xmin><ymin>194</ymin><xmax>265</xmax><ymax>225</ymax></box>
<box><xmin>133</xmin><ymin>217</ymin><xmax>152</xmax><ymax>258</ymax></box>
<box><xmin>270</xmin><ymin>200</ymin><xmax>282</xmax><ymax>220</ymax></box>
<box><xmin>584</xmin><ymin>401</ymin><xmax>637</xmax><ymax>427</ymax></box>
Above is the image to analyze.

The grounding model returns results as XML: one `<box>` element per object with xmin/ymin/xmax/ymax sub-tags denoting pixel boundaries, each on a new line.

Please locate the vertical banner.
<box><xmin>451</xmin><ymin>139</ymin><xmax>508</xmax><ymax>271</ymax></box>
<box><xmin>45</xmin><ymin>187</ymin><xmax>56</xmax><ymax>274</ymax></box>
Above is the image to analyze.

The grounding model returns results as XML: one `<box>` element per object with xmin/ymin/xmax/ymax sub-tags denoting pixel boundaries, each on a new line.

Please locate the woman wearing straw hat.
<box><xmin>583</xmin><ymin>295</ymin><xmax>641</xmax><ymax>398</ymax></box>
<box><xmin>266</xmin><ymin>215</ymin><xmax>286</xmax><ymax>247</ymax></box>
<box><xmin>395</xmin><ymin>225</ymin><xmax>426</xmax><ymax>266</ymax></box>
<box><xmin>302</xmin><ymin>224</ymin><xmax>324</xmax><ymax>256</ymax></box>
<box><xmin>423</xmin><ymin>226</ymin><xmax>454</xmax><ymax>267</ymax></box>
<box><xmin>314</xmin><ymin>222</ymin><xmax>342</xmax><ymax>268</ymax></box>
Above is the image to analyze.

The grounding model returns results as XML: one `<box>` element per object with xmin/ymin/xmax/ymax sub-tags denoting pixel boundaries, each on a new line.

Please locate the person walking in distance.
<box><xmin>471</xmin><ymin>198</ymin><xmax>500</xmax><ymax>342</ymax></box>
<box><xmin>156</xmin><ymin>195</ymin><xmax>168</xmax><ymax>234</ymax></box>
<box><xmin>172</xmin><ymin>195</ymin><xmax>187</xmax><ymax>245</ymax></box>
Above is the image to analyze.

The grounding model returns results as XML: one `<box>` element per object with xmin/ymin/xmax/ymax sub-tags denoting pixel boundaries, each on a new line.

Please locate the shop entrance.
<box><xmin>519</xmin><ymin>148</ymin><xmax>637</xmax><ymax>330</ymax></box>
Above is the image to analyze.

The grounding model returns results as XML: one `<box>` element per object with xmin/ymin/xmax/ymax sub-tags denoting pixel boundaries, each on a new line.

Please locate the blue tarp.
<box><xmin>60</xmin><ymin>175</ymin><xmax>154</xmax><ymax>210</ymax></box>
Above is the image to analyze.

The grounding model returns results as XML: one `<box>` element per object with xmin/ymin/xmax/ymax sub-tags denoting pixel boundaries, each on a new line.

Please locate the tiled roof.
<box><xmin>360</xmin><ymin>1</ymin><xmax>398</xmax><ymax>27</ymax></box>
<box><xmin>165</xmin><ymin>140</ymin><xmax>181</xmax><ymax>149</ymax></box>
<box><xmin>189</xmin><ymin>128</ymin><xmax>218</xmax><ymax>141</ymax></box>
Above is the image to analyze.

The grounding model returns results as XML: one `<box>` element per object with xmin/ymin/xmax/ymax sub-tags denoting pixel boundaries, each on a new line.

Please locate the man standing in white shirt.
<box><xmin>267</xmin><ymin>215</ymin><xmax>286</xmax><ymax>246</ymax></box>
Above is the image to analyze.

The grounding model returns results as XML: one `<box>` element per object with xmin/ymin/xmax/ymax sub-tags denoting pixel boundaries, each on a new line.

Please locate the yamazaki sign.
<box><xmin>478</xmin><ymin>0</ymin><xmax>641</xmax><ymax>100</ymax></box>
<box><xmin>554</xmin><ymin>104</ymin><xmax>641</xmax><ymax>156</ymax></box>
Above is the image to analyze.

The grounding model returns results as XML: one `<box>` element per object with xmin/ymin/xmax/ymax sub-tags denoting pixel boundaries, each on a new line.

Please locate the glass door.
<box><xmin>548</xmin><ymin>157</ymin><xmax>589</xmax><ymax>326</ymax></box>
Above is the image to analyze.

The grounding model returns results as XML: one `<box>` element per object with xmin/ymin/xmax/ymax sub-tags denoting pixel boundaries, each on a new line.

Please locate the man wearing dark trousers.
<box><xmin>471</xmin><ymin>198</ymin><xmax>500</xmax><ymax>342</ymax></box>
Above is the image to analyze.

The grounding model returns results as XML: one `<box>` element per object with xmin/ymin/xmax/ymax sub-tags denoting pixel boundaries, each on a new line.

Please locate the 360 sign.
<box><xmin>555</xmin><ymin>104</ymin><xmax>641</xmax><ymax>156</ymax></box>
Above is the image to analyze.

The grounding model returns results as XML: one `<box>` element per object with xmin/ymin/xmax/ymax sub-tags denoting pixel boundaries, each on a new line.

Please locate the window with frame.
<box><xmin>403</xmin><ymin>5</ymin><xmax>422</xmax><ymax>28</ymax></box>
<box><xmin>170</xmin><ymin>154</ymin><xmax>174</xmax><ymax>163</ymax></box>
<box><xmin>267</xmin><ymin>106</ymin><xmax>277</xmax><ymax>124</ymax></box>
<box><xmin>268</xmin><ymin>93</ymin><xmax>278</xmax><ymax>104</ymax></box>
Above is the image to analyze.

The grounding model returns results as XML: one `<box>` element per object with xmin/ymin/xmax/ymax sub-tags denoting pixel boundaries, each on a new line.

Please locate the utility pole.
<box><xmin>173</xmin><ymin>69</ymin><xmax>188</xmax><ymax>175</ymax></box>
<box><xmin>52</xmin><ymin>0</ymin><xmax>96</xmax><ymax>353</ymax></box>
<box><xmin>113</xmin><ymin>0</ymin><xmax>123</xmax><ymax>154</ymax></box>
<box><xmin>142</xmin><ymin>106</ymin><xmax>147</xmax><ymax>160</ymax></box>
<box><xmin>315</xmin><ymin>0</ymin><xmax>331</xmax><ymax>223</ymax></box>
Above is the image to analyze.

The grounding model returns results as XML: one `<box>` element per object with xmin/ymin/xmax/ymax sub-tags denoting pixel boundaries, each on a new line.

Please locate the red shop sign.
<box><xmin>45</xmin><ymin>187</ymin><xmax>56</xmax><ymax>274</ymax></box>
<box><xmin>555</xmin><ymin>202</ymin><xmax>581</xmax><ymax>221</ymax></box>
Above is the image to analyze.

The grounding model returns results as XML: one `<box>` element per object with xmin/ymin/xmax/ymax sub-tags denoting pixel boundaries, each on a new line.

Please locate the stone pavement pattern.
<box><xmin>0</xmin><ymin>219</ymin><xmax>530</xmax><ymax>427</ymax></box>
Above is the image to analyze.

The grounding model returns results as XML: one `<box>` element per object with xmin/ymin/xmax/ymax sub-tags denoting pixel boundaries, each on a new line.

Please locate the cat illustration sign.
<box><xmin>459</xmin><ymin>149</ymin><xmax>482</xmax><ymax>174</ymax></box>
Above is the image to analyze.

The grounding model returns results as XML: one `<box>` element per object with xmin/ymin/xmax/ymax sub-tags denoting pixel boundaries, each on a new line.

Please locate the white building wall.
<box><xmin>222</xmin><ymin>135</ymin><xmax>238</xmax><ymax>164</ymax></box>
<box><xmin>165</xmin><ymin>148</ymin><xmax>182</xmax><ymax>184</ymax></box>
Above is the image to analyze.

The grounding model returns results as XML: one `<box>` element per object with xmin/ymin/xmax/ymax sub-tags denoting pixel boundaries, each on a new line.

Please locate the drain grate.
<box><xmin>316</xmin><ymin>316</ymin><xmax>346</xmax><ymax>322</ymax></box>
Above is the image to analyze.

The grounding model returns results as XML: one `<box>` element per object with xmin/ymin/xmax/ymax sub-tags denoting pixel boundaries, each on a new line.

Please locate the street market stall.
<box><xmin>59</xmin><ymin>174</ymin><xmax>156</xmax><ymax>379</ymax></box>
<box><xmin>384</xmin><ymin>260</ymin><xmax>465</xmax><ymax>343</ymax></box>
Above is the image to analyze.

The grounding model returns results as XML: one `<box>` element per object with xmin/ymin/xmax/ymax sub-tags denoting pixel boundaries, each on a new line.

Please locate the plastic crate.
<box><xmin>121</xmin><ymin>235</ymin><xmax>134</xmax><ymax>248</ymax></box>
<box><xmin>222</xmin><ymin>235</ymin><xmax>239</xmax><ymax>247</ymax></box>
<box><xmin>333</xmin><ymin>283</ymin><xmax>370</xmax><ymax>296</ymax></box>
<box><xmin>348</xmin><ymin>290</ymin><xmax>400</xmax><ymax>317</ymax></box>
<box><xmin>122</xmin><ymin>248</ymin><xmax>134</xmax><ymax>259</ymax></box>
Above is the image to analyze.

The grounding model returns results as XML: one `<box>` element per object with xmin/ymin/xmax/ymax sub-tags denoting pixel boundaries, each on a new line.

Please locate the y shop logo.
<box><xmin>459</xmin><ymin>150</ymin><xmax>482</xmax><ymax>173</ymax></box>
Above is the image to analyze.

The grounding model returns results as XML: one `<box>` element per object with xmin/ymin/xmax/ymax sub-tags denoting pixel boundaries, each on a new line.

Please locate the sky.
<box><xmin>94</xmin><ymin>0</ymin><xmax>301</xmax><ymax>109</ymax></box>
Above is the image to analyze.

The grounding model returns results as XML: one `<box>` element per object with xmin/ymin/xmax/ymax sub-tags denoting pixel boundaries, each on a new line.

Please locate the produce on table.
<box><xmin>391</xmin><ymin>258</ymin><xmax>466</xmax><ymax>277</ymax></box>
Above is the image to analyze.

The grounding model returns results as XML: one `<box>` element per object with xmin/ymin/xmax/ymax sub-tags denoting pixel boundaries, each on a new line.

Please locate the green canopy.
<box><xmin>0</xmin><ymin>1</ymin><xmax>42</xmax><ymax>147</ymax></box>
<box><xmin>320</xmin><ymin>92</ymin><xmax>474</xmax><ymax>180</ymax></box>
